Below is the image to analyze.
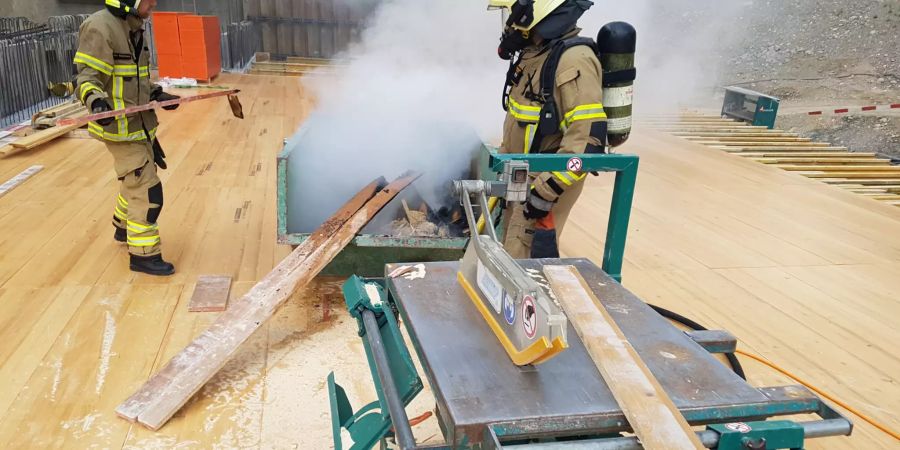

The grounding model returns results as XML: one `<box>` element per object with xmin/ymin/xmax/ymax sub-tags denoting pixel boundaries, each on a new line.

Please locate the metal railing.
<box><xmin>221</xmin><ymin>20</ymin><xmax>261</xmax><ymax>71</ymax></box>
<box><xmin>0</xmin><ymin>15</ymin><xmax>87</xmax><ymax>129</ymax></box>
<box><xmin>1</xmin><ymin>12</ymin><xmax>259</xmax><ymax>129</ymax></box>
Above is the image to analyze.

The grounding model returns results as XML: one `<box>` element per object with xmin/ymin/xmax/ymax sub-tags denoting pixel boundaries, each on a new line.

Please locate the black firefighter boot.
<box><xmin>114</xmin><ymin>227</ymin><xmax>126</xmax><ymax>243</ymax></box>
<box><xmin>130</xmin><ymin>254</ymin><xmax>175</xmax><ymax>276</ymax></box>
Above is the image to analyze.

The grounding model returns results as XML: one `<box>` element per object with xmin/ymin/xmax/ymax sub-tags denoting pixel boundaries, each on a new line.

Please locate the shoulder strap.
<box><xmin>533</xmin><ymin>37</ymin><xmax>596</xmax><ymax>153</ymax></box>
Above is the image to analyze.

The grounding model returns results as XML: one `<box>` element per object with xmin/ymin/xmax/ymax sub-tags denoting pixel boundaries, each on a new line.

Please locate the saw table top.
<box><xmin>387</xmin><ymin>258</ymin><xmax>820</xmax><ymax>445</ymax></box>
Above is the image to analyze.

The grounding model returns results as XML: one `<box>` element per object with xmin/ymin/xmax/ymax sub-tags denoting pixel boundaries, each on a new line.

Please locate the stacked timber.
<box><xmin>0</xmin><ymin>100</ymin><xmax>87</xmax><ymax>158</ymax></box>
<box><xmin>644</xmin><ymin>114</ymin><xmax>900</xmax><ymax>207</ymax></box>
<box><xmin>249</xmin><ymin>52</ymin><xmax>345</xmax><ymax>77</ymax></box>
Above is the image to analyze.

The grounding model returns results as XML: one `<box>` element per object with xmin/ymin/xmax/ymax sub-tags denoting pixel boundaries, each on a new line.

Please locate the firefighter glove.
<box><xmin>152</xmin><ymin>139</ymin><xmax>168</xmax><ymax>170</ymax></box>
<box><xmin>523</xmin><ymin>190</ymin><xmax>554</xmax><ymax>220</ymax></box>
<box><xmin>150</xmin><ymin>86</ymin><xmax>180</xmax><ymax>110</ymax></box>
<box><xmin>91</xmin><ymin>99</ymin><xmax>114</xmax><ymax>126</ymax></box>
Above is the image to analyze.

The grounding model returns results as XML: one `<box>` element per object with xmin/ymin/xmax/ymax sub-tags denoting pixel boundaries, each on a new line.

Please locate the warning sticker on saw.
<box><xmin>567</xmin><ymin>157</ymin><xmax>583</xmax><ymax>173</ymax></box>
<box><xmin>724</xmin><ymin>423</ymin><xmax>752</xmax><ymax>433</ymax></box>
<box><xmin>476</xmin><ymin>259</ymin><xmax>503</xmax><ymax>314</ymax></box>
<box><xmin>522</xmin><ymin>296</ymin><xmax>537</xmax><ymax>339</ymax></box>
<box><xmin>503</xmin><ymin>292</ymin><xmax>515</xmax><ymax>325</ymax></box>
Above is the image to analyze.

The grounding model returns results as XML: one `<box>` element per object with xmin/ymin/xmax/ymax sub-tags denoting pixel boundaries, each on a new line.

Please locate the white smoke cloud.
<box><xmin>286</xmin><ymin>0</ymin><xmax>752</xmax><ymax>232</ymax></box>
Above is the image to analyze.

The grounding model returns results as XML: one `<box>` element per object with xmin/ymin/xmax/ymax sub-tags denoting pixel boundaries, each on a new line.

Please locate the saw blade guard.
<box><xmin>453</xmin><ymin>173</ymin><xmax>569</xmax><ymax>366</ymax></box>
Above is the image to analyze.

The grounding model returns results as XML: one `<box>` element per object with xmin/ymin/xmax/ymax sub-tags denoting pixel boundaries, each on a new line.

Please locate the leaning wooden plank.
<box><xmin>116</xmin><ymin>173</ymin><xmax>418</xmax><ymax>430</ymax></box>
<box><xmin>114</xmin><ymin>175</ymin><xmax>387</xmax><ymax>423</ymax></box>
<box><xmin>544</xmin><ymin>265</ymin><xmax>704</xmax><ymax>450</ymax></box>
<box><xmin>0</xmin><ymin>165</ymin><xmax>44</xmax><ymax>199</ymax></box>
<box><xmin>188</xmin><ymin>275</ymin><xmax>233</xmax><ymax>312</ymax></box>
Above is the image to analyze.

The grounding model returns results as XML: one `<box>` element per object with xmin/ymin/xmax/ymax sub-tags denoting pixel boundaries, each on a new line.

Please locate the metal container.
<box><xmin>276</xmin><ymin>113</ymin><xmax>489</xmax><ymax>277</ymax></box>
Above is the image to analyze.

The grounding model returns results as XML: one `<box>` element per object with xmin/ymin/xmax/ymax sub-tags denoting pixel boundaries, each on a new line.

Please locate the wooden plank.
<box><xmin>686</xmin><ymin>136</ymin><xmax>812</xmax><ymax>142</ymax></box>
<box><xmin>755</xmin><ymin>158</ymin><xmax>888</xmax><ymax>165</ymax></box>
<box><xmin>735</xmin><ymin>152</ymin><xmax>865</xmax><ymax>158</ymax></box>
<box><xmin>543</xmin><ymin>265</ymin><xmax>704</xmax><ymax>450</ymax></box>
<box><xmin>801</xmin><ymin>172</ymin><xmax>900</xmax><ymax>179</ymax></box>
<box><xmin>861</xmin><ymin>194</ymin><xmax>900</xmax><ymax>201</ymax></box>
<box><xmin>0</xmin><ymin>165</ymin><xmax>43</xmax><ymax>199</ymax></box>
<box><xmin>115</xmin><ymin>173</ymin><xmax>419</xmax><ymax>430</ymax></box>
<box><xmin>776</xmin><ymin>165</ymin><xmax>900</xmax><ymax>172</ymax></box>
<box><xmin>31</xmin><ymin>102</ymin><xmax>85</xmax><ymax>129</ymax></box>
<box><xmin>717</xmin><ymin>147</ymin><xmax>849</xmax><ymax>153</ymax></box>
<box><xmin>822</xmin><ymin>178</ymin><xmax>900</xmax><ymax>186</ymax></box>
<box><xmin>54</xmin><ymin>90</ymin><xmax>241</xmax><ymax>128</ymax></box>
<box><xmin>675</xmin><ymin>132</ymin><xmax>801</xmax><ymax>138</ymax></box>
<box><xmin>706</xmin><ymin>142</ymin><xmax>830</xmax><ymax>148</ymax></box>
<box><xmin>1</xmin><ymin>114</ymin><xmax>86</xmax><ymax>158</ymax></box>
<box><xmin>188</xmin><ymin>275</ymin><xmax>233</xmax><ymax>312</ymax></box>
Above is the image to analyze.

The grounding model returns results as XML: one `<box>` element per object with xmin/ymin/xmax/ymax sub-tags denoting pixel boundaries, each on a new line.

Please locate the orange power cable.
<box><xmin>735</xmin><ymin>349</ymin><xmax>899</xmax><ymax>441</ymax></box>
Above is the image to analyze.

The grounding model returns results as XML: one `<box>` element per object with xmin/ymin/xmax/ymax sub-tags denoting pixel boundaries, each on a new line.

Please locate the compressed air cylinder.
<box><xmin>597</xmin><ymin>22</ymin><xmax>636</xmax><ymax>148</ymax></box>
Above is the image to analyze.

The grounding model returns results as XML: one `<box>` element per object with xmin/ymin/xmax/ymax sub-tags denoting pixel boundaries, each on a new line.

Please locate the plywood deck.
<box><xmin>0</xmin><ymin>74</ymin><xmax>896</xmax><ymax>449</ymax></box>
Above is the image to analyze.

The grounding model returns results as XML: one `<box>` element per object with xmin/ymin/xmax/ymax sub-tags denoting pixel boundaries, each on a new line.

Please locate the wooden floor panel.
<box><xmin>0</xmin><ymin>75</ymin><xmax>896</xmax><ymax>448</ymax></box>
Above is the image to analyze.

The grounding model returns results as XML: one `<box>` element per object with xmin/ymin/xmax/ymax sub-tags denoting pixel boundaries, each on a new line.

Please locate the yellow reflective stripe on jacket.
<box><xmin>74</xmin><ymin>52</ymin><xmax>113</xmax><ymax>75</ymax></box>
<box><xmin>88</xmin><ymin>122</ymin><xmax>158</xmax><ymax>142</ymax></box>
<box><xmin>117</xmin><ymin>194</ymin><xmax>128</xmax><ymax>207</ymax></box>
<box><xmin>560</xmin><ymin>103</ymin><xmax>606</xmax><ymax>130</ymax></box>
<box><xmin>111</xmin><ymin>75</ymin><xmax>127</xmax><ymax>136</ymax></box>
<box><xmin>524</xmin><ymin>123</ymin><xmax>536</xmax><ymax>154</ymax></box>
<box><xmin>113</xmin><ymin>64</ymin><xmax>151</xmax><ymax>77</ymax></box>
<box><xmin>114</xmin><ymin>206</ymin><xmax>127</xmax><ymax>220</ymax></box>
<box><xmin>507</xmin><ymin>98</ymin><xmax>541</xmax><ymax>123</ymax></box>
<box><xmin>79</xmin><ymin>82</ymin><xmax>103</xmax><ymax>103</ymax></box>
<box><xmin>552</xmin><ymin>170</ymin><xmax>586</xmax><ymax>186</ymax></box>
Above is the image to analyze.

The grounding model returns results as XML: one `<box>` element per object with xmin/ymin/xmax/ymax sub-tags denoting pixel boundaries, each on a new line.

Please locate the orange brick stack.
<box><xmin>151</xmin><ymin>12</ymin><xmax>221</xmax><ymax>82</ymax></box>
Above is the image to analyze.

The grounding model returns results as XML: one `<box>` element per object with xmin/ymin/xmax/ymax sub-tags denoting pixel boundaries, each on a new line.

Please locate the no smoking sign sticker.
<box><xmin>567</xmin><ymin>157</ymin><xmax>583</xmax><ymax>172</ymax></box>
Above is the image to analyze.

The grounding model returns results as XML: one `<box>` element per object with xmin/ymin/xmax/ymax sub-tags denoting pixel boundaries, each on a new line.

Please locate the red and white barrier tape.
<box><xmin>807</xmin><ymin>104</ymin><xmax>900</xmax><ymax>116</ymax></box>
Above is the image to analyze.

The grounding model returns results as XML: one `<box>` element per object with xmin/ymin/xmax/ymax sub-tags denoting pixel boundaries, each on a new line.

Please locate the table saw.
<box><xmin>326</xmin><ymin>150</ymin><xmax>852</xmax><ymax>449</ymax></box>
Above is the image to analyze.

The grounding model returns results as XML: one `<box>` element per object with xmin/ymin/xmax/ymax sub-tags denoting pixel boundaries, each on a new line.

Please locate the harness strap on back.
<box><xmin>532</xmin><ymin>37</ymin><xmax>597</xmax><ymax>153</ymax></box>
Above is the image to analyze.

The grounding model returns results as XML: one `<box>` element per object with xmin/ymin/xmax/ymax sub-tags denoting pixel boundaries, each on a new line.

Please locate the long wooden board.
<box><xmin>544</xmin><ymin>265</ymin><xmax>704</xmax><ymax>450</ymax></box>
<box><xmin>115</xmin><ymin>173</ymin><xmax>418</xmax><ymax>430</ymax></box>
<box><xmin>55</xmin><ymin>90</ymin><xmax>241</xmax><ymax>127</ymax></box>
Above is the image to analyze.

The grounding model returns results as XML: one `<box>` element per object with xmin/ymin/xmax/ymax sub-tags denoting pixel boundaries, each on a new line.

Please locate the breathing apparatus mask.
<box><xmin>493</xmin><ymin>0</ymin><xmax>535</xmax><ymax>60</ymax></box>
<box><xmin>489</xmin><ymin>0</ymin><xmax>593</xmax><ymax>60</ymax></box>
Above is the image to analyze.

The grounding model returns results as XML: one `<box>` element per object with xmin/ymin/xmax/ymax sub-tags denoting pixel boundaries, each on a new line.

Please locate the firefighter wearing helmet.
<box><xmin>488</xmin><ymin>0</ymin><xmax>607</xmax><ymax>259</ymax></box>
<box><xmin>74</xmin><ymin>0</ymin><xmax>181</xmax><ymax>275</ymax></box>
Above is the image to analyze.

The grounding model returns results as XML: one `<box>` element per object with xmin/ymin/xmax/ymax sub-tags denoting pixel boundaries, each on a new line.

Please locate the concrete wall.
<box><xmin>0</xmin><ymin>0</ymin><xmax>96</xmax><ymax>22</ymax></box>
<box><xmin>0</xmin><ymin>0</ymin><xmax>244</xmax><ymax>26</ymax></box>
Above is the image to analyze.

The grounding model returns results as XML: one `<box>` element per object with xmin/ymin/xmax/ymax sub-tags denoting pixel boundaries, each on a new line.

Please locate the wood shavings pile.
<box><xmin>390</xmin><ymin>199</ymin><xmax>450</xmax><ymax>237</ymax></box>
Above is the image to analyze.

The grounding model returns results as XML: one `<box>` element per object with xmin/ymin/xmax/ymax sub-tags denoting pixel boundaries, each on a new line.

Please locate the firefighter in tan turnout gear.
<box><xmin>489</xmin><ymin>0</ymin><xmax>607</xmax><ymax>259</ymax></box>
<box><xmin>75</xmin><ymin>0</ymin><xmax>180</xmax><ymax>275</ymax></box>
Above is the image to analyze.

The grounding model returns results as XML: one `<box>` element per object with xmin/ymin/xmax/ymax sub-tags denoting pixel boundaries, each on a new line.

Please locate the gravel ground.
<box><xmin>714</xmin><ymin>0</ymin><xmax>900</xmax><ymax>158</ymax></box>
